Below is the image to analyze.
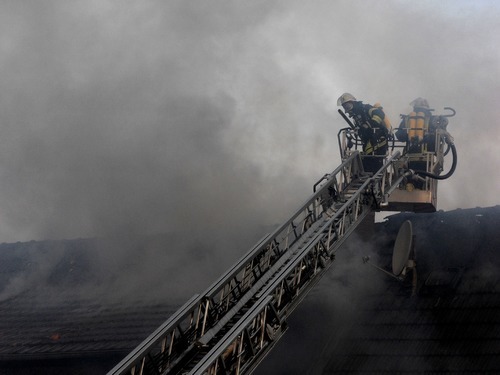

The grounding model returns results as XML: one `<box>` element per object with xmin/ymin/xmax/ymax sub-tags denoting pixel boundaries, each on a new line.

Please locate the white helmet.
<box><xmin>337</xmin><ymin>92</ymin><xmax>357</xmax><ymax>106</ymax></box>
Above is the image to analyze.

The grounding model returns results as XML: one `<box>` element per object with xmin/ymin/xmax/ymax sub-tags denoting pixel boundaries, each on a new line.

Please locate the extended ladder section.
<box><xmin>108</xmin><ymin>151</ymin><xmax>403</xmax><ymax>375</ymax></box>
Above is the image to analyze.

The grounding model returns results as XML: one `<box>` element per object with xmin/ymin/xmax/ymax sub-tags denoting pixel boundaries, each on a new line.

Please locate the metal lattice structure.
<box><xmin>108</xmin><ymin>150</ymin><xmax>405</xmax><ymax>375</ymax></box>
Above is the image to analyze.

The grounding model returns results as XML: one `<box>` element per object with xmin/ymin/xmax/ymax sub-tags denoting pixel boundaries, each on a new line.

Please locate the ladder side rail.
<box><xmin>235</xmin><ymin>177</ymin><xmax>377</xmax><ymax>373</ymax></box>
<box><xmin>187</xmin><ymin>221</ymin><xmax>355</xmax><ymax>374</ymax></box>
<box><xmin>205</xmin><ymin>151</ymin><xmax>362</xmax><ymax>301</ymax></box>
<box><xmin>195</xmin><ymin>213</ymin><xmax>333</xmax><ymax>347</ymax></box>
<box><xmin>193</xmin><ymin>152</ymin><xmax>365</xmax><ymax>320</ymax></box>
<box><xmin>273</xmin><ymin>205</ymin><xmax>372</xmax><ymax>320</ymax></box>
<box><xmin>257</xmin><ymin>171</ymin><xmax>378</xmax><ymax>304</ymax></box>
<box><xmin>107</xmin><ymin>152</ymin><xmax>366</xmax><ymax>375</ymax></box>
<box><xmin>371</xmin><ymin>151</ymin><xmax>402</xmax><ymax>201</ymax></box>
<box><xmin>186</xmin><ymin>295</ymin><xmax>276</xmax><ymax>375</ymax></box>
<box><xmin>105</xmin><ymin>234</ymin><xmax>274</xmax><ymax>375</ymax></box>
<box><xmin>187</xmin><ymin>179</ymin><xmax>377</xmax><ymax>375</ymax></box>
<box><xmin>232</xmin><ymin>165</ymin><xmax>391</xmax><ymax>373</ymax></box>
<box><xmin>210</xmin><ymin>153</ymin><xmax>408</xmax><ymax>374</ymax></box>
<box><xmin>107</xmin><ymin>294</ymin><xmax>202</xmax><ymax>375</ymax></box>
<box><xmin>107</xmin><ymin>189</ymin><xmax>339</xmax><ymax>375</ymax></box>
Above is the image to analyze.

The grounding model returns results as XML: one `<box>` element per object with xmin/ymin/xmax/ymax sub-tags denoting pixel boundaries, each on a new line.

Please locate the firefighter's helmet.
<box><xmin>410</xmin><ymin>97</ymin><xmax>429</xmax><ymax>109</ymax></box>
<box><xmin>337</xmin><ymin>93</ymin><xmax>357</xmax><ymax>106</ymax></box>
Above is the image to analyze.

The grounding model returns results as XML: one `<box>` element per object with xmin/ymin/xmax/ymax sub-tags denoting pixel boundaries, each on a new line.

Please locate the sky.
<box><xmin>0</xmin><ymin>0</ymin><xmax>499</xmax><ymax>244</ymax></box>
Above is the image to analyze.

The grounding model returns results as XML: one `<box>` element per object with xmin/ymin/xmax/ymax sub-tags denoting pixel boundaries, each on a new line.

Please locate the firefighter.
<box><xmin>337</xmin><ymin>93</ymin><xmax>389</xmax><ymax>172</ymax></box>
<box><xmin>396</xmin><ymin>97</ymin><xmax>448</xmax><ymax>153</ymax></box>
<box><xmin>395</xmin><ymin>97</ymin><xmax>432</xmax><ymax>146</ymax></box>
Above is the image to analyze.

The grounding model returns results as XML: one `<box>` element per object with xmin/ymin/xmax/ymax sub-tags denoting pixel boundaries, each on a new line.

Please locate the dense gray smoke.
<box><xmin>0</xmin><ymin>0</ymin><xmax>499</xmax><ymax>305</ymax></box>
<box><xmin>0</xmin><ymin>1</ymin><xmax>498</xmax><ymax>244</ymax></box>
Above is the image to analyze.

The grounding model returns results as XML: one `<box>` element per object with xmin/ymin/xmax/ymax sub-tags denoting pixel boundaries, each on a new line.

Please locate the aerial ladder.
<box><xmin>108</xmin><ymin>105</ymin><xmax>457</xmax><ymax>375</ymax></box>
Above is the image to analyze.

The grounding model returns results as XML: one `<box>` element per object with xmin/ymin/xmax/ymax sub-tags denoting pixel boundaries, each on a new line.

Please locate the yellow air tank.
<box><xmin>415</xmin><ymin>111</ymin><xmax>426</xmax><ymax>141</ymax></box>
<box><xmin>374</xmin><ymin>102</ymin><xmax>392</xmax><ymax>133</ymax></box>
<box><xmin>408</xmin><ymin>112</ymin><xmax>417</xmax><ymax>141</ymax></box>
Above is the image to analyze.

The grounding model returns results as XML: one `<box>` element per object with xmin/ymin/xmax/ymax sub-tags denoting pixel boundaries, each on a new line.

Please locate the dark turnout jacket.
<box><xmin>349</xmin><ymin>102</ymin><xmax>388</xmax><ymax>154</ymax></box>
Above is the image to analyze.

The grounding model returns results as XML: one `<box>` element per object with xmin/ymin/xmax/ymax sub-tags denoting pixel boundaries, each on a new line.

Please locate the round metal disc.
<box><xmin>392</xmin><ymin>220</ymin><xmax>413</xmax><ymax>275</ymax></box>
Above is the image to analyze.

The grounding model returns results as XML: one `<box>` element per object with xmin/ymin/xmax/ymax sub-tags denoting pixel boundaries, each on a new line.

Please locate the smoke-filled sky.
<box><xmin>0</xmin><ymin>0</ymin><xmax>498</xmax><ymax>243</ymax></box>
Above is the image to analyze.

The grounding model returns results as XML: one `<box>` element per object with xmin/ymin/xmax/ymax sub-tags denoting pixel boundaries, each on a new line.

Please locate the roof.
<box><xmin>323</xmin><ymin>268</ymin><xmax>500</xmax><ymax>373</ymax></box>
<box><xmin>0</xmin><ymin>206</ymin><xmax>499</xmax><ymax>374</ymax></box>
<box><xmin>0</xmin><ymin>234</ymin><xmax>188</xmax><ymax>373</ymax></box>
<box><xmin>0</xmin><ymin>297</ymin><xmax>176</xmax><ymax>361</ymax></box>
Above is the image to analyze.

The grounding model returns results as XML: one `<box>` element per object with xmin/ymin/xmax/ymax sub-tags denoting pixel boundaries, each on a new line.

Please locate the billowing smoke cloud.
<box><xmin>0</xmin><ymin>1</ymin><xmax>289</xmax><ymax>243</ymax></box>
<box><xmin>0</xmin><ymin>1</ymin><xmax>498</xmax><ymax>244</ymax></box>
